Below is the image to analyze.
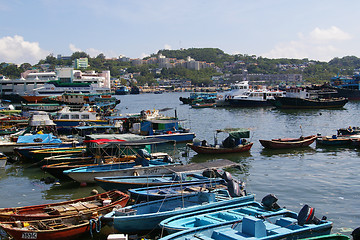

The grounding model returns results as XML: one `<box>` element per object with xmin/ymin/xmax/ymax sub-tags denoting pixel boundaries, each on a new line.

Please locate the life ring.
<box><xmin>146</xmin><ymin>110</ymin><xmax>151</xmax><ymax>115</ymax></box>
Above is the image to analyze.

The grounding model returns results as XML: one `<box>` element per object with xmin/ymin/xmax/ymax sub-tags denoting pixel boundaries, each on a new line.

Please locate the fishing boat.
<box><xmin>0</xmin><ymin>190</ymin><xmax>129</xmax><ymax>221</ymax></box>
<box><xmin>187</xmin><ymin>128</ymin><xmax>253</xmax><ymax>154</ymax></box>
<box><xmin>159</xmin><ymin>194</ymin><xmax>291</xmax><ymax>234</ymax></box>
<box><xmin>64</xmin><ymin>158</ymin><xmax>179</xmax><ymax>183</ymax></box>
<box><xmin>29</xmin><ymin>146</ymin><xmax>86</xmax><ymax>163</ymax></box>
<box><xmin>114</xmin><ymin>85</ymin><xmax>129</xmax><ymax>95</ymax></box>
<box><xmin>41</xmin><ymin>152</ymin><xmax>163</xmax><ymax>180</ymax></box>
<box><xmin>0</xmin><ymin>133</ymin><xmax>64</xmax><ymax>154</ymax></box>
<box><xmin>179</xmin><ymin>92</ymin><xmax>217</xmax><ymax>104</ymax></box>
<box><xmin>0</xmin><ymin>213</ymin><xmax>102</xmax><ymax>240</ymax></box>
<box><xmin>100</xmin><ymin>192</ymin><xmax>255</xmax><ymax>234</ymax></box>
<box><xmin>259</xmin><ymin>135</ymin><xmax>317</xmax><ymax>149</ymax></box>
<box><xmin>128</xmin><ymin>179</ymin><xmax>230</xmax><ymax>202</ymax></box>
<box><xmin>14</xmin><ymin>142</ymin><xmax>80</xmax><ymax>162</ymax></box>
<box><xmin>191</xmin><ymin>102</ymin><xmax>216</xmax><ymax>108</ymax></box>
<box><xmin>270</xmin><ymin>87</ymin><xmax>348</xmax><ymax>109</ymax></box>
<box><xmin>0</xmin><ymin>151</ymin><xmax>7</xmax><ymax>168</ymax></box>
<box><xmin>53</xmin><ymin>105</ymin><xmax>108</xmax><ymax>134</ymax></box>
<box><xmin>158</xmin><ymin>200</ymin><xmax>332</xmax><ymax>240</ymax></box>
<box><xmin>94</xmin><ymin>171</ymin><xmax>215</xmax><ymax>191</ymax></box>
<box><xmin>330</xmin><ymin>72</ymin><xmax>360</xmax><ymax>100</ymax></box>
<box><xmin>316</xmin><ymin>135</ymin><xmax>354</xmax><ymax>147</ymax></box>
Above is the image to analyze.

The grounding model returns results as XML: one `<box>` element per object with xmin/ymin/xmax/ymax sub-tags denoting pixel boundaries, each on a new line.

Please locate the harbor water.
<box><xmin>0</xmin><ymin>92</ymin><xmax>359</xmax><ymax>238</ymax></box>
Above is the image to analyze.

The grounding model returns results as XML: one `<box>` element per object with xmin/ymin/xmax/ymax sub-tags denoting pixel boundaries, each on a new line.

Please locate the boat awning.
<box><xmin>93</xmin><ymin>138</ymin><xmax>173</xmax><ymax>148</ymax></box>
<box><xmin>216</xmin><ymin>128</ymin><xmax>250</xmax><ymax>138</ymax></box>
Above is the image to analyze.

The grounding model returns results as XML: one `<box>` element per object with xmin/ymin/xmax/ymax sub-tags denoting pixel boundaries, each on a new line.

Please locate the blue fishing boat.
<box><xmin>158</xmin><ymin>199</ymin><xmax>332</xmax><ymax>240</ymax></box>
<box><xmin>141</xmin><ymin>119</ymin><xmax>196</xmax><ymax>142</ymax></box>
<box><xmin>159</xmin><ymin>195</ymin><xmax>290</xmax><ymax>234</ymax></box>
<box><xmin>128</xmin><ymin>179</ymin><xmax>229</xmax><ymax>202</ymax></box>
<box><xmin>100</xmin><ymin>192</ymin><xmax>255</xmax><ymax>234</ymax></box>
<box><xmin>94</xmin><ymin>172</ymin><xmax>212</xmax><ymax>191</ymax></box>
<box><xmin>64</xmin><ymin>158</ymin><xmax>179</xmax><ymax>183</ymax></box>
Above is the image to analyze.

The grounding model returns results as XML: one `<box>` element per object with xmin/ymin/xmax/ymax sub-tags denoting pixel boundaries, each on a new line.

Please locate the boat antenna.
<box><xmin>300</xmin><ymin>125</ymin><xmax>303</xmax><ymax>136</ymax></box>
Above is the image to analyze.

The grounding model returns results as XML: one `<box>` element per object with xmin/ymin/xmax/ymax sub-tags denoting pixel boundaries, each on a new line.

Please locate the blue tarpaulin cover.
<box><xmin>17</xmin><ymin>134</ymin><xmax>62</xmax><ymax>144</ymax></box>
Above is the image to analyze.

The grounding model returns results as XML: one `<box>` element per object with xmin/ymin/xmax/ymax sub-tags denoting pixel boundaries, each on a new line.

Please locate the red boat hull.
<box><xmin>2</xmin><ymin>223</ymin><xmax>92</xmax><ymax>240</ymax></box>
<box><xmin>259</xmin><ymin>135</ymin><xmax>317</xmax><ymax>149</ymax></box>
<box><xmin>0</xmin><ymin>190</ymin><xmax>129</xmax><ymax>221</ymax></box>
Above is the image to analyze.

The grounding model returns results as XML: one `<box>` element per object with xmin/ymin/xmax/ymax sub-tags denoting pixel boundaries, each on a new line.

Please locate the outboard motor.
<box><xmin>222</xmin><ymin>171</ymin><xmax>233</xmax><ymax>182</ymax></box>
<box><xmin>227</xmin><ymin>179</ymin><xmax>246</xmax><ymax>197</ymax></box>
<box><xmin>352</xmin><ymin>227</ymin><xmax>360</xmax><ymax>240</ymax></box>
<box><xmin>297</xmin><ymin>204</ymin><xmax>324</xmax><ymax>226</ymax></box>
<box><xmin>221</xmin><ymin>172</ymin><xmax>246</xmax><ymax>197</ymax></box>
<box><xmin>261</xmin><ymin>194</ymin><xmax>280</xmax><ymax>210</ymax></box>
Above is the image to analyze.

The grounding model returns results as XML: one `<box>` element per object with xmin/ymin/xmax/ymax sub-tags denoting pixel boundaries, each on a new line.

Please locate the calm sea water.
<box><xmin>0</xmin><ymin>92</ymin><xmax>359</xmax><ymax>238</ymax></box>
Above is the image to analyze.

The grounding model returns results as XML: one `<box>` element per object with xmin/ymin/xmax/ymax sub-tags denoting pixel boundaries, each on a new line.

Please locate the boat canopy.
<box><xmin>216</xmin><ymin>128</ymin><xmax>250</xmax><ymax>138</ymax></box>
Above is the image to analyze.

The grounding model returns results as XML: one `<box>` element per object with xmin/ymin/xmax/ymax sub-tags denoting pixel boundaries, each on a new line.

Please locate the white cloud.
<box><xmin>69</xmin><ymin>43</ymin><xmax>82</xmax><ymax>52</ymax></box>
<box><xmin>309</xmin><ymin>26</ymin><xmax>352</xmax><ymax>42</ymax></box>
<box><xmin>0</xmin><ymin>35</ymin><xmax>49</xmax><ymax>65</ymax></box>
<box><xmin>262</xmin><ymin>26</ymin><xmax>352</xmax><ymax>61</ymax></box>
<box><xmin>164</xmin><ymin>44</ymin><xmax>172</xmax><ymax>50</ymax></box>
<box><xmin>140</xmin><ymin>53</ymin><xmax>150</xmax><ymax>59</ymax></box>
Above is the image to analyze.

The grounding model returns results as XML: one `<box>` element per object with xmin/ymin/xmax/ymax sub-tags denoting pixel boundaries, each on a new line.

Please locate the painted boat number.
<box><xmin>21</xmin><ymin>232</ymin><xmax>37</xmax><ymax>239</ymax></box>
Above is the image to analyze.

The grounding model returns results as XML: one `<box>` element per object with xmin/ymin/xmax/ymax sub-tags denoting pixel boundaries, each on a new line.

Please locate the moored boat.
<box><xmin>128</xmin><ymin>179</ymin><xmax>231</xmax><ymax>202</ymax></box>
<box><xmin>0</xmin><ymin>214</ymin><xmax>99</xmax><ymax>240</ymax></box>
<box><xmin>270</xmin><ymin>87</ymin><xmax>348</xmax><ymax>109</ymax></box>
<box><xmin>187</xmin><ymin>128</ymin><xmax>253</xmax><ymax>154</ymax></box>
<box><xmin>0</xmin><ymin>190</ymin><xmax>129</xmax><ymax>221</ymax></box>
<box><xmin>94</xmin><ymin>172</ymin><xmax>213</xmax><ymax>191</ymax></box>
<box><xmin>259</xmin><ymin>135</ymin><xmax>317</xmax><ymax>149</ymax></box>
<box><xmin>158</xmin><ymin>201</ymin><xmax>332</xmax><ymax>240</ymax></box>
<box><xmin>64</xmin><ymin>158</ymin><xmax>179</xmax><ymax>183</ymax></box>
<box><xmin>101</xmin><ymin>191</ymin><xmax>255</xmax><ymax>234</ymax></box>
<box><xmin>191</xmin><ymin>102</ymin><xmax>216</xmax><ymax>108</ymax></box>
<box><xmin>0</xmin><ymin>151</ymin><xmax>7</xmax><ymax>168</ymax></box>
<box><xmin>159</xmin><ymin>194</ymin><xmax>290</xmax><ymax>234</ymax></box>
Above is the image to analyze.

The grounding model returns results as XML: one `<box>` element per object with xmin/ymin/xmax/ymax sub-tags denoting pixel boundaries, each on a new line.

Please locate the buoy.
<box><xmin>80</xmin><ymin>182</ymin><xmax>87</xmax><ymax>187</ymax></box>
<box><xmin>91</xmin><ymin>189</ymin><xmax>99</xmax><ymax>195</ymax></box>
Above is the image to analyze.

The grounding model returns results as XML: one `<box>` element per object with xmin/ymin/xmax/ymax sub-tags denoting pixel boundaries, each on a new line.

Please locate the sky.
<box><xmin>0</xmin><ymin>0</ymin><xmax>359</xmax><ymax>65</ymax></box>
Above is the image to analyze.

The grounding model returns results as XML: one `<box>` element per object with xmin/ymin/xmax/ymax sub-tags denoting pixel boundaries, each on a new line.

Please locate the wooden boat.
<box><xmin>94</xmin><ymin>172</ymin><xmax>213</xmax><ymax>191</ymax></box>
<box><xmin>187</xmin><ymin>128</ymin><xmax>253</xmax><ymax>154</ymax></box>
<box><xmin>191</xmin><ymin>102</ymin><xmax>216</xmax><ymax>108</ymax></box>
<box><xmin>0</xmin><ymin>214</ymin><xmax>99</xmax><ymax>240</ymax></box>
<box><xmin>159</xmin><ymin>195</ymin><xmax>292</xmax><ymax>234</ymax></box>
<box><xmin>158</xmin><ymin>202</ymin><xmax>332</xmax><ymax>240</ymax></box>
<box><xmin>30</xmin><ymin>146</ymin><xmax>86</xmax><ymax>162</ymax></box>
<box><xmin>128</xmin><ymin>179</ymin><xmax>229</xmax><ymax>202</ymax></box>
<box><xmin>259</xmin><ymin>135</ymin><xmax>317</xmax><ymax>149</ymax></box>
<box><xmin>0</xmin><ymin>190</ymin><xmax>129</xmax><ymax>221</ymax></box>
<box><xmin>41</xmin><ymin>154</ymin><xmax>142</xmax><ymax>180</ymax></box>
<box><xmin>316</xmin><ymin>136</ymin><xmax>354</xmax><ymax>146</ymax></box>
<box><xmin>64</xmin><ymin>159</ymin><xmax>180</xmax><ymax>183</ymax></box>
<box><xmin>101</xmin><ymin>192</ymin><xmax>255</xmax><ymax>234</ymax></box>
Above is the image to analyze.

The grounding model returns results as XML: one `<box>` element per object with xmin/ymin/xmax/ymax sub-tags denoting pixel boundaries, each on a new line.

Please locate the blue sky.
<box><xmin>0</xmin><ymin>0</ymin><xmax>358</xmax><ymax>64</ymax></box>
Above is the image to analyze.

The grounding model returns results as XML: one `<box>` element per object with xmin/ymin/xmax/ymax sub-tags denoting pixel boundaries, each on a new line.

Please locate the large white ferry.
<box><xmin>0</xmin><ymin>68</ymin><xmax>111</xmax><ymax>102</ymax></box>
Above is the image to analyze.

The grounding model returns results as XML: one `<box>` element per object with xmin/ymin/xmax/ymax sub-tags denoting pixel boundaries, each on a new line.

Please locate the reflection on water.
<box><xmin>259</xmin><ymin>146</ymin><xmax>317</xmax><ymax>157</ymax></box>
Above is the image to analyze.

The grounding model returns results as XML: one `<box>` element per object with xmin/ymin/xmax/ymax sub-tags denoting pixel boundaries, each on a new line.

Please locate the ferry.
<box><xmin>216</xmin><ymin>81</ymin><xmax>250</xmax><ymax>106</ymax></box>
<box><xmin>0</xmin><ymin>68</ymin><xmax>111</xmax><ymax>103</ymax></box>
<box><xmin>227</xmin><ymin>87</ymin><xmax>284</xmax><ymax>107</ymax></box>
